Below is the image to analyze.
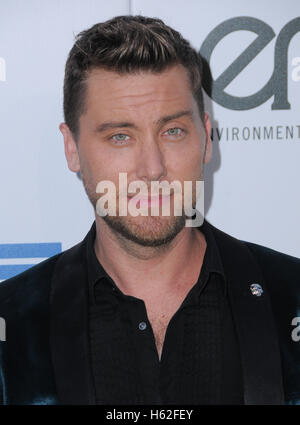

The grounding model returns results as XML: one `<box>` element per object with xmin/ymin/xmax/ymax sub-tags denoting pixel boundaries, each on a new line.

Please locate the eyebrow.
<box><xmin>94</xmin><ymin>109</ymin><xmax>194</xmax><ymax>133</ymax></box>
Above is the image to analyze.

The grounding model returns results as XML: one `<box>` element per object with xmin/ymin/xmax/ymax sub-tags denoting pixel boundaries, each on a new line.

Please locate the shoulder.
<box><xmin>0</xmin><ymin>253</ymin><xmax>62</xmax><ymax>316</ymax></box>
<box><xmin>243</xmin><ymin>241</ymin><xmax>300</xmax><ymax>300</ymax></box>
<box><xmin>208</xmin><ymin>221</ymin><xmax>300</xmax><ymax>336</ymax></box>
<box><xmin>0</xmin><ymin>238</ymin><xmax>84</xmax><ymax>315</ymax></box>
<box><xmin>245</xmin><ymin>240</ymin><xmax>300</xmax><ymax>272</ymax></box>
<box><xmin>207</xmin><ymin>221</ymin><xmax>300</xmax><ymax>296</ymax></box>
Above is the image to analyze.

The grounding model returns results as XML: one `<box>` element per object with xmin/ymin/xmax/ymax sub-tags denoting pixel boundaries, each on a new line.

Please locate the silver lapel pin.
<box><xmin>250</xmin><ymin>283</ymin><xmax>264</xmax><ymax>297</ymax></box>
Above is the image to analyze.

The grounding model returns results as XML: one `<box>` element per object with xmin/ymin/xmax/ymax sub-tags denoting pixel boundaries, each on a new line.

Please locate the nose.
<box><xmin>135</xmin><ymin>137</ymin><xmax>167</xmax><ymax>182</ymax></box>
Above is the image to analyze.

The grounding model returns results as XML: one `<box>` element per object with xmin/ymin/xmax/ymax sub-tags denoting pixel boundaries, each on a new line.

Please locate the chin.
<box><xmin>101</xmin><ymin>214</ymin><xmax>186</xmax><ymax>247</ymax></box>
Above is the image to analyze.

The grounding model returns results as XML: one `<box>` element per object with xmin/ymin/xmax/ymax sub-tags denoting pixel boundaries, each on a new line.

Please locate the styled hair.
<box><xmin>63</xmin><ymin>15</ymin><xmax>204</xmax><ymax>141</ymax></box>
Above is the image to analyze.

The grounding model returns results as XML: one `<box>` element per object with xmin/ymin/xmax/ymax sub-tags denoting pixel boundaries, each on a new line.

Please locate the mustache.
<box><xmin>119</xmin><ymin>180</ymin><xmax>183</xmax><ymax>198</ymax></box>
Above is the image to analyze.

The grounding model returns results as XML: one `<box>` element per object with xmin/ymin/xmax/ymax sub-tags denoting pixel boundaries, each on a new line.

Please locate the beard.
<box><xmin>81</xmin><ymin>171</ymin><xmax>188</xmax><ymax>247</ymax></box>
<box><xmin>101</xmin><ymin>213</ymin><xmax>186</xmax><ymax>247</ymax></box>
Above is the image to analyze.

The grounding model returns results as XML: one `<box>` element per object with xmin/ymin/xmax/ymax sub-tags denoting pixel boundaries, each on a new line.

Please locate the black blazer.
<box><xmin>0</xmin><ymin>221</ymin><xmax>299</xmax><ymax>405</ymax></box>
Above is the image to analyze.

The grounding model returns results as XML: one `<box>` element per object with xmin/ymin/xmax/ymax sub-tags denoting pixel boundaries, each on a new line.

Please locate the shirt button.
<box><xmin>138</xmin><ymin>321</ymin><xmax>147</xmax><ymax>331</ymax></box>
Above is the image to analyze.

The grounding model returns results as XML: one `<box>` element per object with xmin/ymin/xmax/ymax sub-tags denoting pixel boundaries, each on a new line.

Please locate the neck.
<box><xmin>93</xmin><ymin>216</ymin><xmax>206</xmax><ymax>298</ymax></box>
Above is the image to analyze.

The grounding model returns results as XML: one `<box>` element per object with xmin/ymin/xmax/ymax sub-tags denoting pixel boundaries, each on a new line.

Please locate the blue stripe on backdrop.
<box><xmin>0</xmin><ymin>242</ymin><xmax>62</xmax><ymax>280</ymax></box>
<box><xmin>0</xmin><ymin>264</ymin><xmax>36</xmax><ymax>280</ymax></box>
<box><xmin>0</xmin><ymin>243</ymin><xmax>61</xmax><ymax>259</ymax></box>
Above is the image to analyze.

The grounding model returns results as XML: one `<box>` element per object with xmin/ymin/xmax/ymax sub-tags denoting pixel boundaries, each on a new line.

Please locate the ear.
<box><xmin>59</xmin><ymin>123</ymin><xmax>80</xmax><ymax>173</ymax></box>
<box><xmin>203</xmin><ymin>112</ymin><xmax>212</xmax><ymax>164</ymax></box>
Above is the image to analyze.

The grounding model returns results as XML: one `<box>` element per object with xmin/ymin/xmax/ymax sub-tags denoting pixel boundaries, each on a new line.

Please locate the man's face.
<box><xmin>62</xmin><ymin>64</ymin><xmax>212</xmax><ymax>246</ymax></box>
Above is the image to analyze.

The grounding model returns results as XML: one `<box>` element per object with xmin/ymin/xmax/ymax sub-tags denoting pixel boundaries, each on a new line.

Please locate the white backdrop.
<box><xmin>0</xmin><ymin>0</ymin><xmax>299</xmax><ymax>280</ymax></box>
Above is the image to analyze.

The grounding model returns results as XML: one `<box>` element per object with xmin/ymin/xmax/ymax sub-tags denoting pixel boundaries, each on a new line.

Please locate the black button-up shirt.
<box><xmin>86</xmin><ymin>221</ymin><xmax>244</xmax><ymax>404</ymax></box>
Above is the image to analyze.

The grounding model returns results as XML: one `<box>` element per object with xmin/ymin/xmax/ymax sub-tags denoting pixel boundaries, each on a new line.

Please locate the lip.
<box><xmin>127</xmin><ymin>194</ymin><xmax>171</xmax><ymax>208</ymax></box>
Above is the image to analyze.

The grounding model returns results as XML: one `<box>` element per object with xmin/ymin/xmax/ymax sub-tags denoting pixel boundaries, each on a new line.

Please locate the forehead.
<box><xmin>83</xmin><ymin>65</ymin><xmax>195</xmax><ymax>114</ymax></box>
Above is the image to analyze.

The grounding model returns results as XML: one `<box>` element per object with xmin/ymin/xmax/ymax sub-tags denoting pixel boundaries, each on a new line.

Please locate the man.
<box><xmin>0</xmin><ymin>15</ymin><xmax>299</xmax><ymax>405</ymax></box>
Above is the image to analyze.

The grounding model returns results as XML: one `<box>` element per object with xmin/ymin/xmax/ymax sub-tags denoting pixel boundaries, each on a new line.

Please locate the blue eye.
<box><xmin>165</xmin><ymin>128</ymin><xmax>185</xmax><ymax>137</ymax></box>
<box><xmin>111</xmin><ymin>134</ymin><xmax>130</xmax><ymax>143</ymax></box>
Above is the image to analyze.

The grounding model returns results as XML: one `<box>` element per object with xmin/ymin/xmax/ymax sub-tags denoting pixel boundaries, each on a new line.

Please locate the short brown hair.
<box><xmin>63</xmin><ymin>15</ymin><xmax>204</xmax><ymax>141</ymax></box>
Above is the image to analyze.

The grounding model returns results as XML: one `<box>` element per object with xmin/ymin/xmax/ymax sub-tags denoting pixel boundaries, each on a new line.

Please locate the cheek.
<box><xmin>79</xmin><ymin>145</ymin><xmax>116</xmax><ymax>180</ymax></box>
<box><xmin>169</xmin><ymin>144</ymin><xmax>203</xmax><ymax>181</ymax></box>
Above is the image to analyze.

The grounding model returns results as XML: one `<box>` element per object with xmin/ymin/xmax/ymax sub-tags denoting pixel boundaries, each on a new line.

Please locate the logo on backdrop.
<box><xmin>200</xmin><ymin>17</ymin><xmax>300</xmax><ymax>111</ymax></box>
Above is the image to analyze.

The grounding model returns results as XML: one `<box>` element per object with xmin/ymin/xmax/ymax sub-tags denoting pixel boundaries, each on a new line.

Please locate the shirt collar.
<box><xmin>85</xmin><ymin>219</ymin><xmax>226</xmax><ymax>304</ymax></box>
<box><xmin>199</xmin><ymin>219</ymin><xmax>226</xmax><ymax>280</ymax></box>
<box><xmin>85</xmin><ymin>221</ymin><xmax>118</xmax><ymax>305</ymax></box>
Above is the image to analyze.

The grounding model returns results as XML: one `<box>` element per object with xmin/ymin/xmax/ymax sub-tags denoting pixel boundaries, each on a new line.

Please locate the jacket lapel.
<box><xmin>210</xmin><ymin>223</ymin><xmax>285</xmax><ymax>404</ymax></box>
<box><xmin>49</xmin><ymin>233</ymin><xmax>96</xmax><ymax>405</ymax></box>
